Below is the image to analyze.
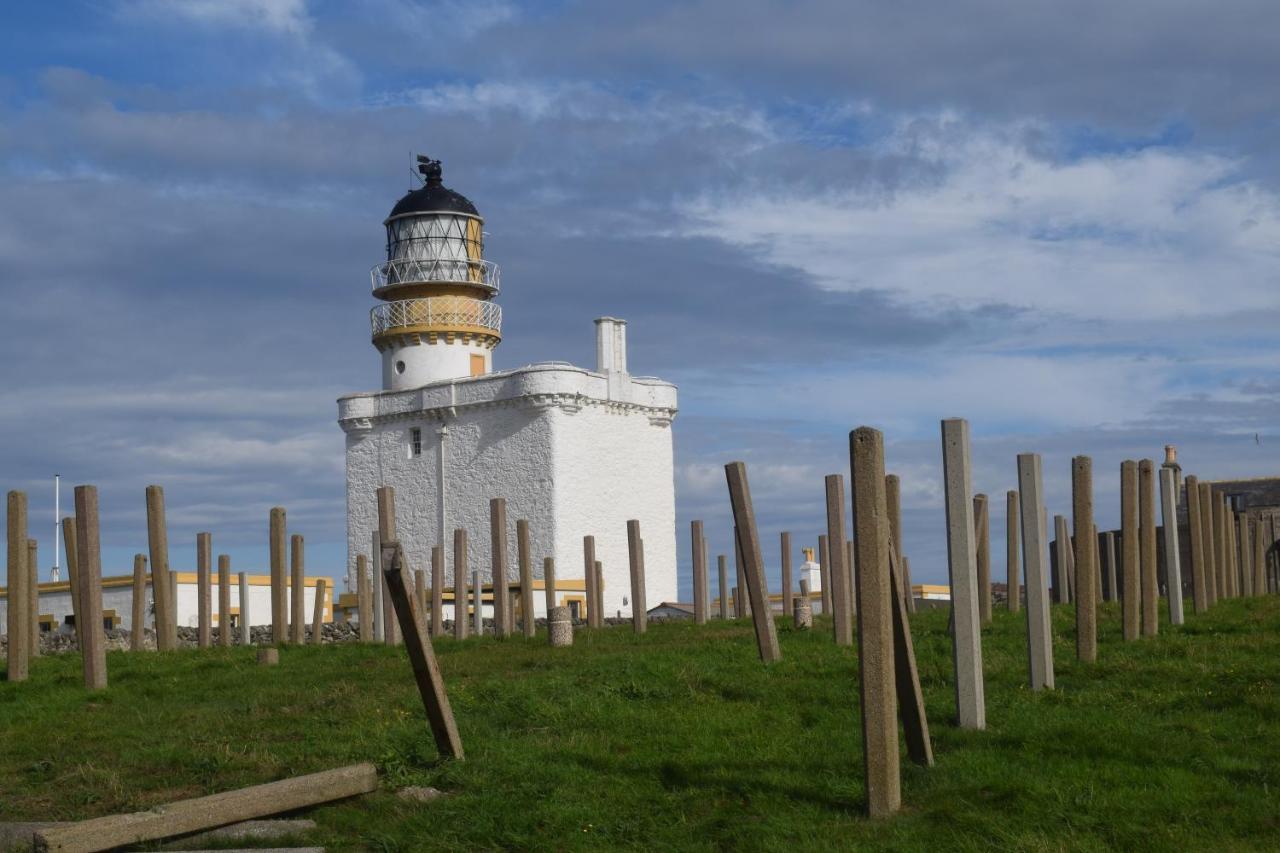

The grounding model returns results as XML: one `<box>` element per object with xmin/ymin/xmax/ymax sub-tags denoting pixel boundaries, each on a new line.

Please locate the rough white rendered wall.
<box><xmin>382</xmin><ymin>338</ymin><xmax>491</xmax><ymax>391</ymax></box>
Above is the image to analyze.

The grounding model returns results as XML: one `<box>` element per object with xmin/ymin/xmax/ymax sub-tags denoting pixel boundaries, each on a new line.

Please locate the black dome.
<box><xmin>386</xmin><ymin>157</ymin><xmax>479</xmax><ymax>220</ymax></box>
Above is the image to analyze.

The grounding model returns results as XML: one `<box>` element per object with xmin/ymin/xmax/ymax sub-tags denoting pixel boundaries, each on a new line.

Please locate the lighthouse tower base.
<box><xmin>338</xmin><ymin>319</ymin><xmax>678</xmax><ymax>621</ymax></box>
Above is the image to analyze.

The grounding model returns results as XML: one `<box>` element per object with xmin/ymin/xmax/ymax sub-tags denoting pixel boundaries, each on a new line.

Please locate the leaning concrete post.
<box><xmin>543</xmin><ymin>556</ymin><xmax>557</xmax><ymax>615</ymax></box>
<box><xmin>724</xmin><ymin>462</ymin><xmax>782</xmax><ymax>662</ymax></box>
<box><xmin>146</xmin><ymin>485</ymin><xmax>177</xmax><ymax>651</ymax></box>
<box><xmin>1238</xmin><ymin>512</ymin><xmax>1254</xmax><ymax>597</ymax></box>
<box><xmin>817</xmin><ymin>534</ymin><xmax>832</xmax><ymax>616</ymax></box>
<box><xmin>583</xmin><ymin>535</ymin><xmax>596</xmax><ymax>627</ymax></box>
<box><xmin>1138</xmin><ymin>460</ymin><xmax>1158</xmax><ymax>636</ymax></box>
<box><xmin>290</xmin><ymin>534</ymin><xmax>306</xmax><ymax>645</ymax></box>
<box><xmin>431</xmin><ymin>545</ymin><xmax>446</xmax><ymax>638</ymax></box>
<box><xmin>1252</xmin><ymin>516</ymin><xmax>1266</xmax><ymax>600</ymax></box>
<box><xmin>941</xmin><ymin>419</ymin><xmax>985</xmax><ymax>728</ymax></box>
<box><xmin>489</xmin><ymin>498</ymin><xmax>510</xmax><ymax>638</ymax></box>
<box><xmin>356</xmin><ymin>554</ymin><xmax>373</xmax><ymax>642</ymax></box>
<box><xmin>825</xmin><ymin>474</ymin><xmax>853</xmax><ymax>646</ymax></box>
<box><xmin>74</xmin><ymin>485</ymin><xmax>107</xmax><ymax>690</ymax></box>
<box><xmin>1120</xmin><ymin>461</ymin><xmax>1140</xmax><ymax>640</ymax></box>
<box><xmin>380</xmin><ymin>538</ymin><xmax>464</xmax><ymax>759</ymax></box>
<box><xmin>548</xmin><ymin>605</ymin><xmax>572</xmax><ymax>647</ymax></box>
<box><xmin>517</xmin><ymin>520</ymin><xmax>535</xmax><ymax>638</ymax></box>
<box><xmin>197</xmin><ymin>532</ymin><xmax>212</xmax><ymax>648</ymax></box>
<box><xmin>454</xmin><ymin>529</ymin><xmax>468</xmax><ymax>640</ymax></box>
<box><xmin>627</xmin><ymin>520</ymin><xmax>647</xmax><ymax>633</ymax></box>
<box><xmin>1159</xmin><ymin>468</ymin><xmax>1185</xmax><ymax>625</ymax></box>
<box><xmin>6</xmin><ymin>491</ymin><xmax>30</xmax><ymax>682</ymax></box>
<box><xmin>1183</xmin><ymin>475</ymin><xmax>1205</xmax><ymax>612</ymax></box>
<box><xmin>238</xmin><ymin>571</ymin><xmax>251</xmax><ymax>645</ymax></box>
<box><xmin>779</xmin><ymin>530</ymin><xmax>793</xmax><ymax>622</ymax></box>
<box><xmin>733</xmin><ymin>526</ymin><xmax>751</xmax><ymax>618</ymax></box>
<box><xmin>974</xmin><ymin>493</ymin><xmax>991</xmax><ymax>626</ymax></box>
<box><xmin>1072</xmin><ymin>456</ymin><xmax>1097</xmax><ymax>662</ymax></box>
<box><xmin>849</xmin><ymin>427</ymin><xmax>901</xmax><ymax>817</ymax></box>
<box><xmin>131</xmin><ymin>554</ymin><xmax>148</xmax><ymax>651</ymax></box>
<box><xmin>1017</xmin><ymin>454</ymin><xmax>1054</xmax><ymax>690</ymax></box>
<box><xmin>312</xmin><ymin>578</ymin><xmax>327</xmax><ymax>646</ymax></box>
<box><xmin>218</xmin><ymin>554</ymin><xmax>231</xmax><ymax>647</ymax></box>
<box><xmin>268</xmin><ymin>506</ymin><xmax>287</xmax><ymax>645</ymax></box>
<box><xmin>27</xmin><ymin>539</ymin><xmax>39</xmax><ymax>655</ymax></box>
<box><xmin>717</xmin><ymin>554</ymin><xmax>729</xmax><ymax>619</ymax></box>
<box><xmin>888</xmin><ymin>546</ymin><xmax>934</xmax><ymax>768</ymax></box>
<box><xmin>692</xmin><ymin>521</ymin><xmax>709</xmax><ymax>624</ymax></box>
<box><xmin>1198</xmin><ymin>481</ymin><xmax>1218</xmax><ymax>605</ymax></box>
<box><xmin>1006</xmin><ymin>490</ymin><xmax>1021</xmax><ymax>612</ymax></box>
<box><xmin>886</xmin><ymin>474</ymin><xmax>905</xmax><ymax>608</ymax></box>
<box><xmin>63</xmin><ymin>516</ymin><xmax>81</xmax><ymax>646</ymax></box>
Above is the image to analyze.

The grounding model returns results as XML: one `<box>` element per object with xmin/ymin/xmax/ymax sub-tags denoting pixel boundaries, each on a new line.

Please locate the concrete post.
<box><xmin>888</xmin><ymin>546</ymin><xmax>934</xmax><ymax>769</ymax></box>
<box><xmin>517</xmin><ymin>520</ymin><xmax>535</xmax><ymax>638</ymax></box>
<box><xmin>1072</xmin><ymin>456</ymin><xmax>1097</xmax><ymax>662</ymax></box>
<box><xmin>800</xmin><ymin>577</ymin><xmax>811</xmax><ymax>599</ymax></box>
<box><xmin>627</xmin><ymin>520</ymin><xmax>647</xmax><ymax>634</ymax></box>
<box><xmin>717</xmin><ymin>554</ymin><xmax>729</xmax><ymax>619</ymax></box>
<box><xmin>415</xmin><ymin>568</ymin><xmax>428</xmax><ymax>622</ymax></box>
<box><xmin>145</xmin><ymin>485</ymin><xmax>177</xmax><ymax>651</ymax></box>
<box><xmin>132</xmin><ymin>554</ymin><xmax>148</xmax><ymax>651</ymax></box>
<box><xmin>974</xmin><ymin>494</ymin><xmax>991</xmax><ymax>626</ymax></box>
<box><xmin>818</xmin><ymin>534</ymin><xmax>832</xmax><ymax>616</ymax></box>
<box><xmin>257</xmin><ymin>647</ymin><xmax>278</xmax><ymax>666</ymax></box>
<box><xmin>1138</xmin><ymin>460</ymin><xmax>1158</xmax><ymax>637</ymax></box>
<box><xmin>732</xmin><ymin>585</ymin><xmax>742</xmax><ymax>617</ymax></box>
<box><xmin>902</xmin><ymin>555</ymin><xmax>916</xmax><ymax>614</ymax></box>
<box><xmin>290</xmin><ymin>534</ymin><xmax>305</xmax><ymax>645</ymax></box>
<box><xmin>886</xmin><ymin>474</ymin><xmax>905</xmax><ymax>609</ymax></box>
<box><xmin>734</xmin><ymin>526</ymin><xmax>751</xmax><ymax>618</ymax></box>
<box><xmin>6</xmin><ymin>491</ymin><xmax>29</xmax><ymax>682</ymax></box>
<box><xmin>1052</xmin><ymin>516</ymin><xmax>1070</xmax><ymax>605</ymax></box>
<box><xmin>1253</xmin><ymin>516</ymin><xmax>1266</xmax><ymax>599</ymax></box>
<box><xmin>793</xmin><ymin>598</ymin><xmax>812</xmax><ymax>629</ymax></box>
<box><xmin>1120</xmin><ymin>461</ymin><xmax>1140</xmax><ymax>640</ymax></box>
<box><xmin>489</xmin><ymin>498</ymin><xmax>510</xmax><ymax>638</ymax></box>
<box><xmin>941</xmin><ymin>418</ymin><xmax>985</xmax><ymax>728</ymax></box>
<box><xmin>1239</xmin><ymin>512</ymin><xmax>1254</xmax><ymax>597</ymax></box>
<box><xmin>197</xmin><ymin>532</ymin><xmax>212</xmax><ymax>648</ymax></box>
<box><xmin>27</xmin><ymin>539</ymin><xmax>39</xmax><ymax>656</ymax></box>
<box><xmin>1103</xmin><ymin>531</ymin><xmax>1118</xmax><ymax>604</ymax></box>
<box><xmin>170</xmin><ymin>571</ymin><xmax>177</xmax><ymax>632</ymax></box>
<box><xmin>238</xmin><ymin>571</ymin><xmax>251</xmax><ymax>645</ymax></box>
<box><xmin>218</xmin><ymin>554</ymin><xmax>231</xmax><ymax>648</ymax></box>
<box><xmin>1227</xmin><ymin>503</ymin><xmax>1240</xmax><ymax>598</ymax></box>
<box><xmin>371</xmin><ymin>532</ymin><xmax>384</xmax><ymax>642</ymax></box>
<box><xmin>356</xmin><ymin>554</ymin><xmax>372</xmax><ymax>642</ymax></box>
<box><xmin>431</xmin><ymin>545</ymin><xmax>445</xmax><ymax>638</ymax></box>
<box><xmin>1090</xmin><ymin>525</ymin><xmax>1102</xmax><ymax>608</ymax></box>
<box><xmin>846</xmin><ymin>539</ymin><xmax>858</xmax><ymax>618</ymax></box>
<box><xmin>692</xmin><ymin>521</ymin><xmax>709</xmax><ymax>625</ymax></box>
<box><xmin>472</xmin><ymin>568</ymin><xmax>483</xmax><ymax>636</ymax></box>
<box><xmin>849</xmin><ymin>427</ymin><xmax>900</xmax><ymax>817</ymax></box>
<box><xmin>1017</xmin><ymin>453</ymin><xmax>1054</xmax><ymax>690</ymax></box>
<box><xmin>780</xmin><ymin>530</ymin><xmax>793</xmax><ymax>624</ymax></box>
<box><xmin>543</xmin><ymin>557</ymin><xmax>557</xmax><ymax>615</ymax></box>
<box><xmin>453</xmin><ymin>529</ymin><xmax>468</xmax><ymax>641</ymax></box>
<box><xmin>1159</xmin><ymin>468</ymin><xmax>1185</xmax><ymax>625</ymax></box>
<box><xmin>269</xmin><ymin>506</ymin><xmax>287</xmax><ymax>645</ymax></box>
<box><xmin>63</xmin><ymin>517</ymin><xmax>80</xmax><ymax>647</ymax></box>
<box><xmin>583</xmin><ymin>535</ymin><xmax>599</xmax><ymax>629</ymax></box>
<box><xmin>825</xmin><ymin>474</ymin><xmax>853</xmax><ymax>646</ymax></box>
<box><xmin>594</xmin><ymin>560</ymin><xmax>605</xmax><ymax>623</ymax></box>
<box><xmin>1211</xmin><ymin>491</ymin><xmax>1227</xmax><ymax>601</ymax></box>
<box><xmin>724</xmin><ymin>462</ymin><xmax>782</xmax><ymax>663</ymax></box>
<box><xmin>74</xmin><ymin>485</ymin><xmax>107</xmax><ymax>690</ymax></box>
<box><xmin>312</xmin><ymin>578</ymin><xmax>327</xmax><ymax>645</ymax></box>
<box><xmin>1006</xmin><ymin>490</ymin><xmax>1021</xmax><ymax>613</ymax></box>
<box><xmin>1198</xmin><ymin>481</ymin><xmax>1218</xmax><ymax>605</ymax></box>
<box><xmin>1184</xmin><ymin>475</ymin><xmax>1206</xmax><ymax>613</ymax></box>
<box><xmin>548</xmin><ymin>605</ymin><xmax>572</xmax><ymax>647</ymax></box>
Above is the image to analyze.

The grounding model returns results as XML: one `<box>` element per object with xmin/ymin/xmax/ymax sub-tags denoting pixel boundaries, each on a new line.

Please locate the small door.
<box><xmin>470</xmin><ymin>354</ymin><xmax>486</xmax><ymax>377</ymax></box>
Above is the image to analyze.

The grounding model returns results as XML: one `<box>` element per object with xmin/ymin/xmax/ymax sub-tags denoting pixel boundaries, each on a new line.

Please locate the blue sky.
<box><xmin>2</xmin><ymin>0</ymin><xmax>1278</xmax><ymax>600</ymax></box>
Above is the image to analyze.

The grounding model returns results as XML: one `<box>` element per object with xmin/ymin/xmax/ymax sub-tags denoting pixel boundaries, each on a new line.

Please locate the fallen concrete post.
<box><xmin>312</xmin><ymin>579</ymin><xmax>327</xmax><ymax>646</ymax></box>
<box><xmin>974</xmin><ymin>493</ymin><xmax>992</xmax><ymax>626</ymax></box>
<box><xmin>238</xmin><ymin>571</ymin><xmax>251</xmax><ymax>645</ymax></box>
<box><xmin>269</xmin><ymin>507</ymin><xmax>287</xmax><ymax>645</ymax></box>
<box><xmin>146</xmin><ymin>486</ymin><xmax>178</xmax><ymax>651</ymax></box>
<box><xmin>218</xmin><ymin>555</ymin><xmax>232</xmax><ymax>648</ymax></box>
<box><xmin>197</xmin><ymin>533</ymin><xmax>213</xmax><ymax>649</ymax></box>
<box><xmin>825</xmin><ymin>474</ymin><xmax>853</xmax><ymax>646</ymax></box>
<box><xmin>7</xmin><ymin>491</ymin><xmax>30</xmax><ymax>682</ymax></box>
<box><xmin>131</xmin><ymin>554</ymin><xmax>147</xmax><ymax>651</ymax></box>
<box><xmin>1072</xmin><ymin>456</ymin><xmax>1097</xmax><ymax>662</ymax></box>
<box><xmin>724</xmin><ymin>461</ymin><xmax>782</xmax><ymax>663</ymax></box>
<box><xmin>1159</xmin><ymin>468</ymin><xmax>1184</xmax><ymax>625</ymax></box>
<box><xmin>74</xmin><ymin>485</ymin><xmax>107</xmax><ymax>690</ymax></box>
<box><xmin>941</xmin><ymin>418</ymin><xmax>985</xmax><ymax>728</ymax></box>
<box><xmin>1017</xmin><ymin>454</ymin><xmax>1054</xmax><ymax>690</ymax></box>
<box><xmin>33</xmin><ymin>763</ymin><xmax>379</xmax><ymax>852</ymax></box>
<box><xmin>1006</xmin><ymin>490</ymin><xmax>1020</xmax><ymax>613</ymax></box>
<box><xmin>517</xmin><ymin>520</ymin><xmax>535</xmax><ymax>638</ymax></box>
<box><xmin>1138</xmin><ymin>459</ymin><xmax>1158</xmax><ymax>636</ymax></box>
<box><xmin>627</xmin><ymin>520</ymin><xmax>647</xmax><ymax>634</ymax></box>
<box><xmin>1120</xmin><ymin>461</ymin><xmax>1140</xmax><ymax>640</ymax></box>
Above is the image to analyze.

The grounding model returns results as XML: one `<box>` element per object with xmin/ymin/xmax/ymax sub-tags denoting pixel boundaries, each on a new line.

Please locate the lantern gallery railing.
<box><xmin>370</xmin><ymin>257</ymin><xmax>501</xmax><ymax>293</ymax></box>
<box><xmin>370</xmin><ymin>296</ymin><xmax>503</xmax><ymax>338</ymax></box>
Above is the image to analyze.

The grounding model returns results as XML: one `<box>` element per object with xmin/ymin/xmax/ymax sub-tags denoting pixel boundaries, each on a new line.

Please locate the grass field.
<box><xmin>3</xmin><ymin>596</ymin><xmax>1280</xmax><ymax>851</ymax></box>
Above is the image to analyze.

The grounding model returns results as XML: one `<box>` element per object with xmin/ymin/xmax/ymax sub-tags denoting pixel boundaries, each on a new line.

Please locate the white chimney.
<box><xmin>594</xmin><ymin>317</ymin><xmax>627</xmax><ymax>374</ymax></box>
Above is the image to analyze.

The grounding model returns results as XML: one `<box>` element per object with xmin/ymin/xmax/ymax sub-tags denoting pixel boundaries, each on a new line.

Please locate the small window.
<box><xmin>470</xmin><ymin>353</ymin><xmax>486</xmax><ymax>377</ymax></box>
<box><xmin>395</xmin><ymin>360</ymin><xmax>406</xmax><ymax>374</ymax></box>
<box><xmin>409</xmin><ymin>427</ymin><xmax>422</xmax><ymax>458</ymax></box>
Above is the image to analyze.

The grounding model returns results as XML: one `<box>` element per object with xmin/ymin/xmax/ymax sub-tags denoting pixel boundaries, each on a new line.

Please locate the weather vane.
<box><xmin>416</xmin><ymin>154</ymin><xmax>442</xmax><ymax>185</ymax></box>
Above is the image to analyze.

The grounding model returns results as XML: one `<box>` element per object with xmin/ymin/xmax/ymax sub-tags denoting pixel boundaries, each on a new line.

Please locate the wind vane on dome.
<box><xmin>415</xmin><ymin>154</ymin><xmax>443</xmax><ymax>185</ymax></box>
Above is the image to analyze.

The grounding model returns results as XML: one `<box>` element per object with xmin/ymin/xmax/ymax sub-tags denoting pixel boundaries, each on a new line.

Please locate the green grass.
<box><xmin>3</xmin><ymin>597</ymin><xmax>1280</xmax><ymax>851</ymax></box>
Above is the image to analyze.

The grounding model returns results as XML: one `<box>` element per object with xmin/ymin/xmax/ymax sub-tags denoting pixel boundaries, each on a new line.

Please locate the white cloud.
<box><xmin>123</xmin><ymin>0</ymin><xmax>313</xmax><ymax>35</ymax></box>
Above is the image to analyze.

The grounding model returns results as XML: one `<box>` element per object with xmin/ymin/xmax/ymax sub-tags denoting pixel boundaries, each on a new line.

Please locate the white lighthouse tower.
<box><xmin>339</xmin><ymin>156</ymin><xmax>679</xmax><ymax>622</ymax></box>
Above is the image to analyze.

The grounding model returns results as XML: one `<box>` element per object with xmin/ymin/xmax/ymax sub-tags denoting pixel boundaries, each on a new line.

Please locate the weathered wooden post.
<box><xmin>692</xmin><ymin>521</ymin><xmax>709</xmax><ymax>624</ymax></box>
<box><xmin>454</xmin><ymin>529</ymin><xmax>468</xmax><ymax>640</ymax></box>
<box><xmin>218</xmin><ymin>554</ymin><xmax>232</xmax><ymax>648</ymax></box>
<box><xmin>543</xmin><ymin>556</ymin><xmax>557</xmax><ymax>615</ymax></box>
<box><xmin>7</xmin><ymin>491</ymin><xmax>30</xmax><ymax>682</ymax></box>
<box><xmin>490</xmin><ymin>498</ymin><xmax>510</xmax><ymax>638</ymax></box>
<box><xmin>517</xmin><ymin>520</ymin><xmax>535</xmax><ymax>638</ymax></box>
<box><xmin>849</xmin><ymin>427</ymin><xmax>900</xmax><ymax>817</ymax></box>
<box><xmin>1073</xmin><ymin>456</ymin><xmax>1097</xmax><ymax>662</ymax></box>
<box><xmin>269</xmin><ymin>506</ymin><xmax>287</xmax><ymax>645</ymax></box>
<box><xmin>1138</xmin><ymin>460</ymin><xmax>1159</xmax><ymax>636</ymax></box>
<box><xmin>1017</xmin><ymin>454</ymin><xmax>1054</xmax><ymax>689</ymax></box>
<box><xmin>1198</xmin><ymin>481</ymin><xmax>1218</xmax><ymax>605</ymax></box>
<box><xmin>724</xmin><ymin>462</ymin><xmax>782</xmax><ymax>662</ymax></box>
<box><xmin>1006</xmin><ymin>490</ymin><xmax>1021</xmax><ymax>612</ymax></box>
<box><xmin>1159</xmin><ymin>468</ymin><xmax>1184</xmax><ymax>625</ymax></box>
<box><xmin>27</xmin><ymin>539</ymin><xmax>39</xmax><ymax>656</ymax></box>
<box><xmin>356</xmin><ymin>554</ymin><xmax>373</xmax><ymax>642</ymax></box>
<box><xmin>1184</xmin><ymin>474</ymin><xmax>1207</xmax><ymax>613</ymax></box>
<box><xmin>974</xmin><ymin>493</ymin><xmax>991</xmax><ymax>626</ymax></box>
<box><xmin>312</xmin><ymin>578</ymin><xmax>327</xmax><ymax>646</ymax></box>
<box><xmin>1120</xmin><ymin>461</ymin><xmax>1140</xmax><ymax>640</ymax></box>
<box><xmin>627</xmin><ymin>520</ymin><xmax>647</xmax><ymax>633</ymax></box>
<box><xmin>431</xmin><ymin>545</ymin><xmax>445</xmax><ymax>638</ymax></box>
<box><xmin>817</xmin><ymin>534</ymin><xmax>832</xmax><ymax>617</ymax></box>
<box><xmin>779</xmin><ymin>530</ymin><xmax>793</xmax><ymax>622</ymax></box>
<box><xmin>825</xmin><ymin>474</ymin><xmax>853</xmax><ymax>646</ymax></box>
<box><xmin>146</xmin><ymin>485</ymin><xmax>177</xmax><ymax>651</ymax></box>
<box><xmin>290</xmin><ymin>534</ymin><xmax>306</xmax><ymax>645</ymax></box>
<box><xmin>717</xmin><ymin>554</ymin><xmax>729</xmax><ymax>619</ymax></box>
<box><xmin>74</xmin><ymin>485</ymin><xmax>107</xmax><ymax>690</ymax></box>
<box><xmin>941</xmin><ymin>419</ymin><xmax>985</xmax><ymax>729</ymax></box>
<box><xmin>63</xmin><ymin>517</ymin><xmax>81</xmax><ymax>646</ymax></box>
<box><xmin>238</xmin><ymin>571</ymin><xmax>251</xmax><ymax>645</ymax></box>
<box><xmin>197</xmin><ymin>533</ymin><xmax>213</xmax><ymax>648</ymax></box>
<box><xmin>131</xmin><ymin>554</ymin><xmax>148</xmax><ymax>651</ymax></box>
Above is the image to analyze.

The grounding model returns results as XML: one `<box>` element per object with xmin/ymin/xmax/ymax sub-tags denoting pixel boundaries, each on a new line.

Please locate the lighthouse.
<box><xmin>339</xmin><ymin>156</ymin><xmax>679</xmax><ymax>622</ymax></box>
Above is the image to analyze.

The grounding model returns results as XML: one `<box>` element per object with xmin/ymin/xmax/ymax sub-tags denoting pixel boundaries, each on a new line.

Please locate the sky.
<box><xmin>2</xmin><ymin>0</ymin><xmax>1279</xmax><ymax>602</ymax></box>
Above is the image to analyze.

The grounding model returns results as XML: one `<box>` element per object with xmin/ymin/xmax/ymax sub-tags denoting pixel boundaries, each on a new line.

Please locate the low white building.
<box><xmin>338</xmin><ymin>156</ymin><xmax>679</xmax><ymax>620</ymax></box>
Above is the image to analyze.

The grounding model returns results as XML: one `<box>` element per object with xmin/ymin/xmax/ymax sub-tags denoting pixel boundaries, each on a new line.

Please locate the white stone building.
<box><xmin>338</xmin><ymin>157</ymin><xmax>678</xmax><ymax>621</ymax></box>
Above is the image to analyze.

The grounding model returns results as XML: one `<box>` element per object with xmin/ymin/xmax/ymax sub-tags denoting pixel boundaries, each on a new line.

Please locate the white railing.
<box><xmin>371</xmin><ymin>257</ymin><xmax>500</xmax><ymax>293</ymax></box>
<box><xmin>371</xmin><ymin>297</ymin><xmax>503</xmax><ymax>337</ymax></box>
